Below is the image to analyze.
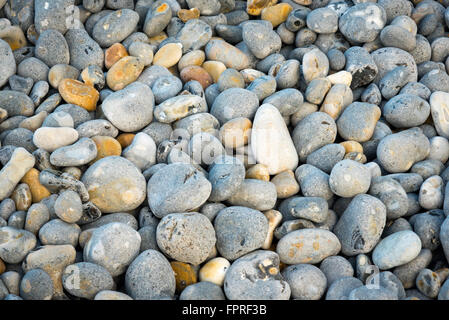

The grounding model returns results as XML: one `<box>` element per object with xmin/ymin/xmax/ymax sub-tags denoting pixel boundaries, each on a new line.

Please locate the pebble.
<box><xmin>377</xmin><ymin>127</ymin><xmax>430</xmax><ymax>173</ymax></box>
<box><xmin>147</xmin><ymin>163</ymin><xmax>211</xmax><ymax>218</ymax></box>
<box><xmin>251</xmin><ymin>104</ymin><xmax>298</xmax><ymax>175</ymax></box>
<box><xmin>93</xmin><ymin>9</ymin><xmax>140</xmax><ymax>48</ymax></box>
<box><xmin>339</xmin><ymin>3</ymin><xmax>387</xmax><ymax>43</ymax></box>
<box><xmin>84</xmin><ymin>222</ymin><xmax>141</xmax><ymax>277</ymax></box>
<box><xmin>180</xmin><ymin>282</ymin><xmax>225</xmax><ymax>300</ymax></box>
<box><xmin>50</xmin><ymin>138</ymin><xmax>98</xmax><ymax>167</ymax></box>
<box><xmin>38</xmin><ymin>219</ymin><xmax>81</xmax><ymax>247</ymax></box>
<box><xmin>157</xmin><ymin>212</ymin><xmax>216</xmax><ymax>265</ymax></box>
<box><xmin>223</xmin><ymin>250</ymin><xmax>290</xmax><ymax>300</ymax></box>
<box><xmin>58</xmin><ymin>79</ymin><xmax>100</xmax><ymax>112</ymax></box>
<box><xmin>20</xmin><ymin>269</ymin><xmax>53</xmax><ymax>300</ymax></box>
<box><xmin>123</xmin><ymin>133</ymin><xmax>156</xmax><ymax>171</ymax></box>
<box><xmin>0</xmin><ymin>226</ymin><xmax>36</xmax><ymax>264</ymax></box>
<box><xmin>214</xmin><ymin>206</ymin><xmax>268</xmax><ymax>261</ymax></box>
<box><xmin>106</xmin><ymin>56</ymin><xmax>145</xmax><ymax>91</ymax></box>
<box><xmin>372</xmin><ymin>230</ymin><xmax>422</xmax><ymax>270</ymax></box>
<box><xmin>276</xmin><ymin>228</ymin><xmax>341</xmax><ymax>265</ymax></box>
<box><xmin>282</xmin><ymin>264</ymin><xmax>327</xmax><ymax>300</ymax></box>
<box><xmin>62</xmin><ymin>262</ymin><xmax>114</xmax><ymax>300</ymax></box>
<box><xmin>54</xmin><ymin>190</ymin><xmax>83</xmax><ymax>224</ymax></box>
<box><xmin>125</xmin><ymin>249</ymin><xmax>175</xmax><ymax>300</ymax></box>
<box><xmin>82</xmin><ymin>156</ymin><xmax>147</xmax><ymax>213</ymax></box>
<box><xmin>102</xmin><ymin>82</ymin><xmax>154</xmax><ymax>132</ymax></box>
<box><xmin>0</xmin><ymin>148</ymin><xmax>35</xmax><ymax>201</ymax></box>
<box><xmin>0</xmin><ymin>39</ymin><xmax>16</xmax><ymax>88</ymax></box>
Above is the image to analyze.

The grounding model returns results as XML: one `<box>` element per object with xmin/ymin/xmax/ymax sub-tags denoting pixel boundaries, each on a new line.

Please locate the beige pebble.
<box><xmin>219</xmin><ymin>117</ymin><xmax>252</xmax><ymax>149</ymax></box>
<box><xmin>340</xmin><ymin>141</ymin><xmax>364</xmax><ymax>154</ymax></box>
<box><xmin>320</xmin><ymin>84</ymin><xmax>353</xmax><ymax>120</ymax></box>
<box><xmin>240</xmin><ymin>69</ymin><xmax>266</xmax><ymax>84</ymax></box>
<box><xmin>202</xmin><ymin>60</ymin><xmax>227</xmax><ymax>83</ymax></box>
<box><xmin>262</xmin><ymin>209</ymin><xmax>283</xmax><ymax>249</ymax></box>
<box><xmin>246</xmin><ymin>164</ymin><xmax>270</xmax><ymax>181</ymax></box>
<box><xmin>153</xmin><ymin>42</ymin><xmax>183</xmax><ymax>68</ymax></box>
<box><xmin>199</xmin><ymin>257</ymin><xmax>230</xmax><ymax>286</ymax></box>
<box><xmin>270</xmin><ymin>170</ymin><xmax>300</xmax><ymax>199</ymax></box>
<box><xmin>106</xmin><ymin>56</ymin><xmax>144</xmax><ymax>91</ymax></box>
<box><xmin>326</xmin><ymin>71</ymin><xmax>352</xmax><ymax>87</ymax></box>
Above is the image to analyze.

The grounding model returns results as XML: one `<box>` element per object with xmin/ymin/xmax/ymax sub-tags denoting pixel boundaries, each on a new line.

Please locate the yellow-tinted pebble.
<box><xmin>199</xmin><ymin>257</ymin><xmax>231</xmax><ymax>287</ymax></box>
<box><xmin>171</xmin><ymin>261</ymin><xmax>198</xmax><ymax>293</ymax></box>
<box><xmin>219</xmin><ymin>117</ymin><xmax>252</xmax><ymax>149</ymax></box>
<box><xmin>246</xmin><ymin>164</ymin><xmax>270</xmax><ymax>181</ymax></box>
<box><xmin>177</xmin><ymin>8</ymin><xmax>200</xmax><ymax>22</ymax></box>
<box><xmin>261</xmin><ymin>3</ymin><xmax>293</xmax><ymax>27</ymax></box>
<box><xmin>0</xmin><ymin>25</ymin><xmax>27</xmax><ymax>50</ymax></box>
<box><xmin>153</xmin><ymin>42</ymin><xmax>183</xmax><ymax>68</ymax></box>
<box><xmin>262</xmin><ymin>210</ymin><xmax>283</xmax><ymax>249</ymax></box>
<box><xmin>107</xmin><ymin>56</ymin><xmax>144</xmax><ymax>91</ymax></box>
<box><xmin>91</xmin><ymin>136</ymin><xmax>123</xmax><ymax>163</ymax></box>
<box><xmin>344</xmin><ymin>152</ymin><xmax>367</xmax><ymax>164</ymax></box>
<box><xmin>21</xmin><ymin>168</ymin><xmax>51</xmax><ymax>203</ymax></box>
<box><xmin>105</xmin><ymin>43</ymin><xmax>129</xmax><ymax>69</ymax></box>
<box><xmin>202</xmin><ymin>61</ymin><xmax>227</xmax><ymax>83</ymax></box>
<box><xmin>116</xmin><ymin>133</ymin><xmax>136</xmax><ymax>149</ymax></box>
<box><xmin>247</xmin><ymin>0</ymin><xmax>278</xmax><ymax>16</ymax></box>
<box><xmin>58</xmin><ymin>79</ymin><xmax>100</xmax><ymax>111</ymax></box>
<box><xmin>11</xmin><ymin>183</ymin><xmax>32</xmax><ymax>211</ymax></box>
<box><xmin>178</xmin><ymin>50</ymin><xmax>206</xmax><ymax>71</ymax></box>
<box><xmin>340</xmin><ymin>141</ymin><xmax>364</xmax><ymax>154</ymax></box>
<box><xmin>270</xmin><ymin>170</ymin><xmax>300</xmax><ymax>199</ymax></box>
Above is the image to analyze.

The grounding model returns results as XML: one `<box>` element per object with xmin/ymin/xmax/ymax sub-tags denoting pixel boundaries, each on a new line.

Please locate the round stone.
<box><xmin>84</xmin><ymin>222</ymin><xmax>141</xmax><ymax>277</ymax></box>
<box><xmin>157</xmin><ymin>212</ymin><xmax>216</xmax><ymax>266</ymax></box>
<box><xmin>81</xmin><ymin>156</ymin><xmax>147</xmax><ymax>213</ymax></box>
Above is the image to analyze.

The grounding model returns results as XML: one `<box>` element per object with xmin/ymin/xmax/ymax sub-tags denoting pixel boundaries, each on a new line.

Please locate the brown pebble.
<box><xmin>11</xmin><ymin>183</ymin><xmax>32</xmax><ymax>211</ymax></box>
<box><xmin>180</xmin><ymin>66</ymin><xmax>214</xmax><ymax>89</ymax></box>
<box><xmin>106</xmin><ymin>56</ymin><xmax>144</xmax><ymax>91</ymax></box>
<box><xmin>21</xmin><ymin>168</ymin><xmax>51</xmax><ymax>203</ymax></box>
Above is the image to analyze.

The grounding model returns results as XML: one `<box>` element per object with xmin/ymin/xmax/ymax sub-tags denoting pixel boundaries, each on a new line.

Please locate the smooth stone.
<box><xmin>0</xmin><ymin>226</ymin><xmax>36</xmax><ymax>264</ymax></box>
<box><xmin>223</xmin><ymin>250</ymin><xmax>291</xmax><ymax>300</ymax></box>
<box><xmin>282</xmin><ymin>263</ymin><xmax>327</xmax><ymax>300</ymax></box>
<box><xmin>334</xmin><ymin>194</ymin><xmax>387</xmax><ymax>256</ymax></box>
<box><xmin>377</xmin><ymin>128</ymin><xmax>430</xmax><ymax>173</ymax></box>
<box><xmin>329</xmin><ymin>159</ymin><xmax>372</xmax><ymax>198</ymax></box>
<box><xmin>214</xmin><ymin>206</ymin><xmax>268</xmax><ymax>261</ymax></box>
<box><xmin>102</xmin><ymin>82</ymin><xmax>155</xmax><ymax>132</ymax></box>
<box><xmin>0</xmin><ymin>39</ymin><xmax>16</xmax><ymax>88</ymax></box>
<box><xmin>208</xmin><ymin>155</ymin><xmax>245</xmax><ymax>202</ymax></box>
<box><xmin>123</xmin><ymin>133</ymin><xmax>156</xmax><ymax>171</ymax></box>
<box><xmin>0</xmin><ymin>148</ymin><xmax>35</xmax><ymax>201</ymax></box>
<box><xmin>81</xmin><ymin>156</ymin><xmax>147</xmax><ymax>213</ymax></box>
<box><xmin>227</xmin><ymin>179</ymin><xmax>277</xmax><ymax>212</ymax></box>
<box><xmin>62</xmin><ymin>262</ymin><xmax>114</xmax><ymax>300</ymax></box>
<box><xmin>147</xmin><ymin>163</ymin><xmax>211</xmax><ymax>218</ymax></box>
<box><xmin>38</xmin><ymin>219</ymin><xmax>81</xmax><ymax>247</ymax></box>
<box><xmin>157</xmin><ymin>212</ymin><xmax>216</xmax><ymax>266</ymax></box>
<box><xmin>372</xmin><ymin>231</ymin><xmax>422</xmax><ymax>270</ymax></box>
<box><xmin>430</xmin><ymin>91</ymin><xmax>449</xmax><ymax>139</ymax></box>
<box><xmin>50</xmin><ymin>138</ymin><xmax>98</xmax><ymax>167</ymax></box>
<box><xmin>277</xmin><ymin>228</ymin><xmax>341</xmax><ymax>265</ymax></box>
<box><xmin>84</xmin><ymin>222</ymin><xmax>141</xmax><ymax>277</ymax></box>
<box><xmin>251</xmin><ymin>104</ymin><xmax>298</xmax><ymax>175</ymax></box>
<box><xmin>125</xmin><ymin>249</ymin><xmax>176</xmax><ymax>300</ymax></box>
<box><xmin>33</xmin><ymin>127</ymin><xmax>79</xmax><ymax>152</ymax></box>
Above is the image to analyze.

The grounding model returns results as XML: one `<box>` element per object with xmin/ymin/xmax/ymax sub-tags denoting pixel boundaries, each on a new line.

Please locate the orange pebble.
<box><xmin>116</xmin><ymin>133</ymin><xmax>136</xmax><ymax>149</ymax></box>
<box><xmin>58</xmin><ymin>79</ymin><xmax>100</xmax><ymax>111</ymax></box>
<box><xmin>105</xmin><ymin>43</ymin><xmax>128</xmax><ymax>69</ymax></box>
<box><xmin>91</xmin><ymin>136</ymin><xmax>123</xmax><ymax>163</ymax></box>
<box><xmin>21</xmin><ymin>168</ymin><xmax>51</xmax><ymax>203</ymax></box>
